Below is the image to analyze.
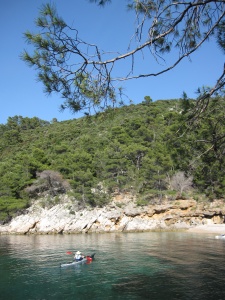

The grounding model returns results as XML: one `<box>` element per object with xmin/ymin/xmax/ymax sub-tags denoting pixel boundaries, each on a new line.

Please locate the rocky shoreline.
<box><xmin>0</xmin><ymin>195</ymin><xmax>225</xmax><ymax>235</ymax></box>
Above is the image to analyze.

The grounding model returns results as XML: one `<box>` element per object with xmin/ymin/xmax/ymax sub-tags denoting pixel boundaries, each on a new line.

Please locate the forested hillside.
<box><xmin>0</xmin><ymin>97</ymin><xmax>225</xmax><ymax>223</ymax></box>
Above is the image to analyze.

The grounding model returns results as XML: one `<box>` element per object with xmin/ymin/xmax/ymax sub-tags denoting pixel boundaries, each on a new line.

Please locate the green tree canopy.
<box><xmin>21</xmin><ymin>1</ymin><xmax>225</xmax><ymax>115</ymax></box>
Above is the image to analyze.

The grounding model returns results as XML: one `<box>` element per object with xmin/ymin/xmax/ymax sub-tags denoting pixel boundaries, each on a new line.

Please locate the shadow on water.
<box><xmin>1</xmin><ymin>232</ymin><xmax>225</xmax><ymax>299</ymax></box>
<box><xmin>112</xmin><ymin>273</ymin><xmax>159</xmax><ymax>299</ymax></box>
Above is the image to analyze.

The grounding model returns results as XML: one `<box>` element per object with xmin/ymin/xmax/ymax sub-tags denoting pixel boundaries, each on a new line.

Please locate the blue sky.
<box><xmin>1</xmin><ymin>0</ymin><xmax>224</xmax><ymax>125</ymax></box>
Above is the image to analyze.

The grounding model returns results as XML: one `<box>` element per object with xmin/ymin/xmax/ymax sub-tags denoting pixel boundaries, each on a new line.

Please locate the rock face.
<box><xmin>0</xmin><ymin>194</ymin><xmax>224</xmax><ymax>234</ymax></box>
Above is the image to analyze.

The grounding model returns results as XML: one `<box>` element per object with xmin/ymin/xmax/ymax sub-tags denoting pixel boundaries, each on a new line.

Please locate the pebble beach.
<box><xmin>188</xmin><ymin>224</ymin><xmax>225</xmax><ymax>234</ymax></box>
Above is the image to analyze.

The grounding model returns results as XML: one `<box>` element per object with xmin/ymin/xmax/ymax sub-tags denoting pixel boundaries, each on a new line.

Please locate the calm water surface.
<box><xmin>0</xmin><ymin>232</ymin><xmax>225</xmax><ymax>300</ymax></box>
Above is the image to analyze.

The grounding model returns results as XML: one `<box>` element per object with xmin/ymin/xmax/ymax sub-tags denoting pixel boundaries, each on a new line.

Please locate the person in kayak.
<box><xmin>74</xmin><ymin>251</ymin><xmax>84</xmax><ymax>261</ymax></box>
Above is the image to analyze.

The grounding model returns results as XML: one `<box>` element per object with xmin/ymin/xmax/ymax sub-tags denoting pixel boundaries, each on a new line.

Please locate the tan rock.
<box><xmin>1</xmin><ymin>197</ymin><xmax>225</xmax><ymax>234</ymax></box>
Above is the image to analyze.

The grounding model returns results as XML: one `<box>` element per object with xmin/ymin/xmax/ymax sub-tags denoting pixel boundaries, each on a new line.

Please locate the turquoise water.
<box><xmin>0</xmin><ymin>232</ymin><xmax>225</xmax><ymax>299</ymax></box>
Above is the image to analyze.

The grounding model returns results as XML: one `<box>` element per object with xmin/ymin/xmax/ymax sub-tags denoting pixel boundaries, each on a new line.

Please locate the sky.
<box><xmin>1</xmin><ymin>0</ymin><xmax>224</xmax><ymax>125</ymax></box>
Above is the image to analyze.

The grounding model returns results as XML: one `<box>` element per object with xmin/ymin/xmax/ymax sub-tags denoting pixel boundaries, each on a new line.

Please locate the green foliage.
<box><xmin>1</xmin><ymin>98</ymin><xmax>225</xmax><ymax>221</ymax></box>
<box><xmin>38</xmin><ymin>195</ymin><xmax>61</xmax><ymax>209</ymax></box>
<box><xmin>0</xmin><ymin>197</ymin><xmax>28</xmax><ymax>223</ymax></box>
<box><xmin>21</xmin><ymin>1</ymin><xmax>224</xmax><ymax>116</ymax></box>
<box><xmin>21</xmin><ymin>4</ymin><xmax>118</xmax><ymax>114</ymax></box>
<box><xmin>216</xmin><ymin>20</ymin><xmax>225</xmax><ymax>54</ymax></box>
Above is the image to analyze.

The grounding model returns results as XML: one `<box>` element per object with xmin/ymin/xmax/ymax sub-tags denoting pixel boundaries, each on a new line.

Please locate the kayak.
<box><xmin>215</xmin><ymin>235</ymin><xmax>225</xmax><ymax>239</ymax></box>
<box><xmin>60</xmin><ymin>253</ymin><xmax>95</xmax><ymax>267</ymax></box>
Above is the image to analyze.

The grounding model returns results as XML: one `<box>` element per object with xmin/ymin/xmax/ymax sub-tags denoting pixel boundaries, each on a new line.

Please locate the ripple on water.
<box><xmin>1</xmin><ymin>232</ymin><xmax>225</xmax><ymax>300</ymax></box>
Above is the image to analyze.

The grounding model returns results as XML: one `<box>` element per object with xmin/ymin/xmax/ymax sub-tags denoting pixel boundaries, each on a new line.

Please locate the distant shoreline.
<box><xmin>1</xmin><ymin>198</ymin><xmax>225</xmax><ymax>235</ymax></box>
<box><xmin>187</xmin><ymin>224</ymin><xmax>225</xmax><ymax>234</ymax></box>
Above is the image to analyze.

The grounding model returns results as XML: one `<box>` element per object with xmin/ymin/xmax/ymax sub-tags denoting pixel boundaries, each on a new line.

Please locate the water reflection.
<box><xmin>1</xmin><ymin>232</ymin><xmax>225</xmax><ymax>300</ymax></box>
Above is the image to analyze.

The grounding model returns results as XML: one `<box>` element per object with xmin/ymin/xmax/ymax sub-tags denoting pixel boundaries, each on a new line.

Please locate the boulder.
<box><xmin>1</xmin><ymin>196</ymin><xmax>225</xmax><ymax>234</ymax></box>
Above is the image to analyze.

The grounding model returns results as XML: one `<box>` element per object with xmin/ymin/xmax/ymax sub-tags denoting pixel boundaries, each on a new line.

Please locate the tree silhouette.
<box><xmin>22</xmin><ymin>1</ymin><xmax>225</xmax><ymax>114</ymax></box>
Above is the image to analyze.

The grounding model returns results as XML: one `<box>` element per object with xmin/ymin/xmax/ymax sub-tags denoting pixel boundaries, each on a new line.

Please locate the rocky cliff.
<box><xmin>0</xmin><ymin>194</ymin><xmax>224</xmax><ymax>234</ymax></box>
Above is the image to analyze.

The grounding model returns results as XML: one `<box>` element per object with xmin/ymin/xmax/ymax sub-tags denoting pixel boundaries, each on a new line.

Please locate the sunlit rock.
<box><xmin>0</xmin><ymin>195</ymin><xmax>225</xmax><ymax>234</ymax></box>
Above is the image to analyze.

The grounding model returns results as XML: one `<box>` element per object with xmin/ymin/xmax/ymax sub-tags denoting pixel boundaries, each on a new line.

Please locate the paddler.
<box><xmin>74</xmin><ymin>250</ymin><xmax>84</xmax><ymax>261</ymax></box>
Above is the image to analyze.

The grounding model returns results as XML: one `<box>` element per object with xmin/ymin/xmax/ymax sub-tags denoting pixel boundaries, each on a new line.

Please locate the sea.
<box><xmin>0</xmin><ymin>231</ymin><xmax>225</xmax><ymax>300</ymax></box>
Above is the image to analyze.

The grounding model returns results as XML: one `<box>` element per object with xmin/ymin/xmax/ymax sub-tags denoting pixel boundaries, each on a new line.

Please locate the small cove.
<box><xmin>0</xmin><ymin>232</ymin><xmax>225</xmax><ymax>300</ymax></box>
